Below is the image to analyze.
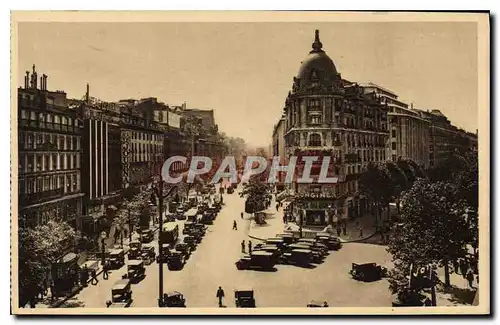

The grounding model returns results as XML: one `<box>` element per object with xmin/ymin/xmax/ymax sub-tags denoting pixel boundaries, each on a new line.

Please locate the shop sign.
<box><xmin>297</xmin><ymin>192</ymin><xmax>337</xmax><ymax>199</ymax></box>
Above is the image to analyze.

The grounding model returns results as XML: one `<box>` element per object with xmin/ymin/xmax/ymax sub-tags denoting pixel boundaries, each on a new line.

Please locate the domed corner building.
<box><xmin>280</xmin><ymin>30</ymin><xmax>390</xmax><ymax>228</ymax></box>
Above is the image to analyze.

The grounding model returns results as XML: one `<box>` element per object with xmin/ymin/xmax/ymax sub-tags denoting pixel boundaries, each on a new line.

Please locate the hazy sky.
<box><xmin>17</xmin><ymin>22</ymin><xmax>478</xmax><ymax>146</ymax></box>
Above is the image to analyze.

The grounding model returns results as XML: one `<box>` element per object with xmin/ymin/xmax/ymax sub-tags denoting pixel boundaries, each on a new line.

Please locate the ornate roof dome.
<box><xmin>296</xmin><ymin>30</ymin><xmax>339</xmax><ymax>89</ymax></box>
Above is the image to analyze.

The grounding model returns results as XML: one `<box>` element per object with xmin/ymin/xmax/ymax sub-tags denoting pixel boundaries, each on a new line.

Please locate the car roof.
<box><xmin>112</xmin><ymin>279</ymin><xmax>130</xmax><ymax>290</ymax></box>
<box><xmin>128</xmin><ymin>260</ymin><xmax>144</xmax><ymax>266</ymax></box>
<box><xmin>251</xmin><ymin>250</ymin><xmax>273</xmax><ymax>256</ymax></box>
<box><xmin>292</xmin><ymin>248</ymin><xmax>312</xmax><ymax>253</ymax></box>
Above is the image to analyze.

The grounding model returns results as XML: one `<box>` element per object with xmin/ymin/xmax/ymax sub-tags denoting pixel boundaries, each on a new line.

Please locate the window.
<box><xmin>309</xmin><ymin>114</ymin><xmax>321</xmax><ymax>125</ymax></box>
<box><xmin>308</xmin><ymin>133</ymin><xmax>322</xmax><ymax>147</ymax></box>
<box><xmin>36</xmin><ymin>155</ymin><xmax>42</xmax><ymax>171</ymax></box>
<box><xmin>66</xmin><ymin>175</ymin><xmax>72</xmax><ymax>192</ymax></box>
<box><xmin>308</xmin><ymin>99</ymin><xmax>321</xmax><ymax>111</ymax></box>
<box><xmin>66</xmin><ymin>136</ymin><xmax>72</xmax><ymax>150</ymax></box>
<box><xmin>392</xmin><ymin>129</ymin><xmax>396</xmax><ymax>138</ymax></box>
<box><xmin>59</xmin><ymin>136</ymin><xmax>65</xmax><ymax>150</ymax></box>
<box><xmin>391</xmin><ymin>142</ymin><xmax>396</xmax><ymax>150</ymax></box>
<box><xmin>26</xmin><ymin>179</ymin><xmax>34</xmax><ymax>194</ymax></box>
<box><xmin>45</xmin><ymin>155</ymin><xmax>50</xmax><ymax>171</ymax></box>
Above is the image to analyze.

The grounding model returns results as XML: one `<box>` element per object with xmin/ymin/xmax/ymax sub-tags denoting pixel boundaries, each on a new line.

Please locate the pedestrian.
<box><xmin>248</xmin><ymin>241</ymin><xmax>252</xmax><ymax>254</ymax></box>
<box><xmin>283</xmin><ymin>215</ymin><xmax>287</xmax><ymax>224</ymax></box>
<box><xmin>241</xmin><ymin>212</ymin><xmax>244</xmax><ymax>219</ymax></box>
<box><xmin>459</xmin><ymin>259</ymin><xmax>468</xmax><ymax>278</ymax></box>
<box><xmin>336</xmin><ymin>226</ymin><xmax>342</xmax><ymax>237</ymax></box>
<box><xmin>233</xmin><ymin>220</ymin><xmax>238</xmax><ymax>230</ymax></box>
<box><xmin>241</xmin><ymin>240</ymin><xmax>246</xmax><ymax>253</ymax></box>
<box><xmin>453</xmin><ymin>259</ymin><xmax>460</xmax><ymax>274</ymax></box>
<box><xmin>342</xmin><ymin>224</ymin><xmax>347</xmax><ymax>236</ymax></box>
<box><xmin>216</xmin><ymin>286</ymin><xmax>225</xmax><ymax>307</ymax></box>
<box><xmin>466</xmin><ymin>269</ymin><xmax>475</xmax><ymax>288</ymax></box>
<box><xmin>357</xmin><ymin>222</ymin><xmax>363</xmax><ymax>238</ymax></box>
<box><xmin>276</xmin><ymin>203</ymin><xmax>279</xmax><ymax>211</ymax></box>
<box><xmin>103</xmin><ymin>261</ymin><xmax>109</xmax><ymax>280</ymax></box>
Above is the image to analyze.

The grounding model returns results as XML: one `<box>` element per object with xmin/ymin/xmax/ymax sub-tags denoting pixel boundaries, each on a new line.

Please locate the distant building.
<box><xmin>360</xmin><ymin>83</ymin><xmax>431</xmax><ymax>169</ymax></box>
<box><xmin>17</xmin><ymin>65</ymin><xmax>84</xmax><ymax>228</ymax></box>
<box><xmin>278</xmin><ymin>30</ymin><xmax>390</xmax><ymax>226</ymax></box>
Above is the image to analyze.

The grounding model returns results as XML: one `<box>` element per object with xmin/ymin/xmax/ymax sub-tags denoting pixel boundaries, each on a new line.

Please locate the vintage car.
<box><xmin>123</xmin><ymin>260</ymin><xmax>146</xmax><ymax>282</ymax></box>
<box><xmin>349</xmin><ymin>263</ymin><xmax>388</xmax><ymax>282</ymax></box>
<box><xmin>297</xmin><ymin>239</ymin><xmax>330</xmax><ymax>255</ymax></box>
<box><xmin>316</xmin><ymin>234</ymin><xmax>342</xmax><ymax>250</ymax></box>
<box><xmin>106</xmin><ymin>279</ymin><xmax>133</xmax><ymax>308</ymax></box>
<box><xmin>156</xmin><ymin>244</ymin><xmax>171</xmax><ymax>263</ymax></box>
<box><xmin>167</xmin><ymin>250</ymin><xmax>186</xmax><ymax>270</ymax></box>
<box><xmin>183</xmin><ymin>235</ymin><xmax>197</xmax><ymax>251</ymax></box>
<box><xmin>252</xmin><ymin>245</ymin><xmax>281</xmax><ymax>261</ymax></box>
<box><xmin>193</xmin><ymin>223</ymin><xmax>207</xmax><ymax>234</ymax></box>
<box><xmin>199</xmin><ymin>212</ymin><xmax>214</xmax><ymax>225</ymax></box>
<box><xmin>227</xmin><ymin>187</ymin><xmax>235</xmax><ymax>194</ymax></box>
<box><xmin>160</xmin><ymin>291</ymin><xmax>187</xmax><ymax>307</ymax></box>
<box><xmin>264</xmin><ymin>238</ymin><xmax>287</xmax><ymax>250</ymax></box>
<box><xmin>282</xmin><ymin>249</ymin><xmax>313</xmax><ymax>266</ymax></box>
<box><xmin>141</xmin><ymin>229</ymin><xmax>154</xmax><ymax>243</ymax></box>
<box><xmin>307</xmin><ymin>300</ymin><xmax>329</xmax><ymax>307</ymax></box>
<box><xmin>235</xmin><ymin>251</ymin><xmax>276</xmax><ymax>271</ymax></box>
<box><xmin>234</xmin><ymin>289</ymin><xmax>256</xmax><ymax>307</ymax></box>
<box><xmin>286</xmin><ymin>244</ymin><xmax>324</xmax><ymax>262</ymax></box>
<box><xmin>183</xmin><ymin>221</ymin><xmax>196</xmax><ymax>235</ymax></box>
<box><xmin>275</xmin><ymin>233</ymin><xmax>297</xmax><ymax>245</ymax></box>
<box><xmin>108</xmin><ymin>249</ymin><xmax>126</xmax><ymax>269</ymax></box>
<box><xmin>141</xmin><ymin>244</ymin><xmax>156</xmax><ymax>261</ymax></box>
<box><xmin>175</xmin><ymin>243</ymin><xmax>191</xmax><ymax>258</ymax></box>
<box><xmin>128</xmin><ymin>241</ymin><xmax>142</xmax><ymax>260</ymax></box>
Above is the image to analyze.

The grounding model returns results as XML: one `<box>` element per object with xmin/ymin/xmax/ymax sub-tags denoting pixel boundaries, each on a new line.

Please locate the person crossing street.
<box><xmin>241</xmin><ymin>240</ymin><xmax>246</xmax><ymax>253</ymax></box>
<box><xmin>233</xmin><ymin>220</ymin><xmax>238</xmax><ymax>230</ymax></box>
<box><xmin>216</xmin><ymin>286</ymin><xmax>225</xmax><ymax>307</ymax></box>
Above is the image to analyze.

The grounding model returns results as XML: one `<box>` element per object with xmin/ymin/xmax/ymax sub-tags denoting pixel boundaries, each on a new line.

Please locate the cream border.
<box><xmin>10</xmin><ymin>11</ymin><xmax>490</xmax><ymax>315</ymax></box>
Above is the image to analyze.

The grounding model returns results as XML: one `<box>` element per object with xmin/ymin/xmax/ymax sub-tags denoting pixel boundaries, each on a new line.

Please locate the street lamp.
<box><xmin>100</xmin><ymin>231</ymin><xmax>107</xmax><ymax>266</ymax></box>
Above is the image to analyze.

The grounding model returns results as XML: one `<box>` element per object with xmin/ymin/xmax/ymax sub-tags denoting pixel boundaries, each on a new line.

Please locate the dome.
<box><xmin>296</xmin><ymin>30</ymin><xmax>339</xmax><ymax>89</ymax></box>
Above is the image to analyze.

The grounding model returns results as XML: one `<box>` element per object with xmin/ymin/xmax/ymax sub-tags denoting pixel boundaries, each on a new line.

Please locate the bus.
<box><xmin>159</xmin><ymin>222</ymin><xmax>179</xmax><ymax>244</ymax></box>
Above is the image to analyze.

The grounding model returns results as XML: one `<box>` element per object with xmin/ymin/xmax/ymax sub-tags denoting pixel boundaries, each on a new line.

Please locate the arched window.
<box><xmin>308</xmin><ymin>133</ymin><xmax>322</xmax><ymax>147</ymax></box>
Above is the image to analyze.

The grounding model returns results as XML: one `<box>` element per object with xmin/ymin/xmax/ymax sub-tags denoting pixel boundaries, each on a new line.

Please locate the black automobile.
<box><xmin>183</xmin><ymin>235</ymin><xmax>197</xmax><ymax>251</ymax></box>
<box><xmin>161</xmin><ymin>291</ymin><xmax>186</xmax><ymax>307</ymax></box>
<box><xmin>108</xmin><ymin>249</ymin><xmax>126</xmax><ymax>269</ymax></box>
<box><xmin>141</xmin><ymin>229</ymin><xmax>154</xmax><ymax>243</ymax></box>
<box><xmin>175</xmin><ymin>243</ymin><xmax>191</xmax><ymax>258</ymax></box>
<box><xmin>128</xmin><ymin>241</ymin><xmax>142</xmax><ymax>260</ymax></box>
<box><xmin>140</xmin><ymin>244</ymin><xmax>156</xmax><ymax>263</ymax></box>
<box><xmin>235</xmin><ymin>289</ymin><xmax>255</xmax><ymax>307</ymax></box>
<box><xmin>227</xmin><ymin>187</ymin><xmax>235</xmax><ymax>194</ymax></box>
<box><xmin>106</xmin><ymin>279</ymin><xmax>133</xmax><ymax>308</ymax></box>
<box><xmin>167</xmin><ymin>250</ymin><xmax>185</xmax><ymax>270</ymax></box>
<box><xmin>235</xmin><ymin>251</ymin><xmax>276</xmax><ymax>271</ymax></box>
<box><xmin>156</xmin><ymin>244</ymin><xmax>171</xmax><ymax>263</ymax></box>
<box><xmin>349</xmin><ymin>263</ymin><xmax>388</xmax><ymax>282</ymax></box>
<box><xmin>123</xmin><ymin>260</ymin><xmax>146</xmax><ymax>283</ymax></box>
<box><xmin>281</xmin><ymin>249</ymin><xmax>313</xmax><ymax>266</ymax></box>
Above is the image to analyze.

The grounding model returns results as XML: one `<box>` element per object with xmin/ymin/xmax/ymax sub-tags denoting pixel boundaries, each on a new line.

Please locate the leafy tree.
<box><xmin>387</xmin><ymin>178</ymin><xmax>470</xmax><ymax>293</ymax></box>
<box><xmin>240</xmin><ymin>178</ymin><xmax>272</xmax><ymax>214</ymax></box>
<box><xmin>384</xmin><ymin>160</ymin><xmax>408</xmax><ymax>217</ymax></box>
<box><xmin>359</xmin><ymin>162</ymin><xmax>394</xmax><ymax>224</ymax></box>
<box><xmin>18</xmin><ymin>220</ymin><xmax>76</xmax><ymax>306</ymax></box>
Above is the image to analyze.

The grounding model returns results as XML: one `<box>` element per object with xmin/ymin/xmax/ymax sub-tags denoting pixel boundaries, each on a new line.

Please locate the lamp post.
<box><xmin>100</xmin><ymin>231</ymin><xmax>107</xmax><ymax>266</ymax></box>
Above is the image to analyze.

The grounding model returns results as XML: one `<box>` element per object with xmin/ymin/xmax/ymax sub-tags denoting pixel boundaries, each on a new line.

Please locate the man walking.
<box><xmin>216</xmin><ymin>286</ymin><xmax>225</xmax><ymax>307</ymax></box>
<box><xmin>248</xmin><ymin>240</ymin><xmax>252</xmax><ymax>254</ymax></box>
<box><xmin>233</xmin><ymin>220</ymin><xmax>238</xmax><ymax>230</ymax></box>
<box><xmin>103</xmin><ymin>261</ymin><xmax>110</xmax><ymax>280</ymax></box>
<box><xmin>466</xmin><ymin>269</ymin><xmax>475</xmax><ymax>289</ymax></box>
<box><xmin>241</xmin><ymin>240</ymin><xmax>246</xmax><ymax>253</ymax></box>
<box><xmin>241</xmin><ymin>212</ymin><xmax>244</xmax><ymax>219</ymax></box>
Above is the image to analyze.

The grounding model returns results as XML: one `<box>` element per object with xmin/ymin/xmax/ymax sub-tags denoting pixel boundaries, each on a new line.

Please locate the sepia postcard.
<box><xmin>10</xmin><ymin>11</ymin><xmax>490</xmax><ymax>315</ymax></box>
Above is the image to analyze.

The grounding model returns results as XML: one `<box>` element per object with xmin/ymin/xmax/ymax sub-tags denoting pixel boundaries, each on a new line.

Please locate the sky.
<box><xmin>17</xmin><ymin>22</ymin><xmax>478</xmax><ymax>147</ymax></box>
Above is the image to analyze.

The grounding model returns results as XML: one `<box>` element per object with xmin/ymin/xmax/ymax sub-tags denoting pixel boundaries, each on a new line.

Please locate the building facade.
<box><xmin>280</xmin><ymin>31</ymin><xmax>389</xmax><ymax>227</ymax></box>
<box><xmin>360</xmin><ymin>83</ymin><xmax>431</xmax><ymax>169</ymax></box>
<box><xmin>17</xmin><ymin>65</ymin><xmax>84</xmax><ymax>228</ymax></box>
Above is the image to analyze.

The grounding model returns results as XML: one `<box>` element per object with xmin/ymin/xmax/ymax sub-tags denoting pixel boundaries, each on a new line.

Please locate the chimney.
<box><xmin>24</xmin><ymin>71</ymin><xmax>29</xmax><ymax>89</ymax></box>
<box><xmin>40</xmin><ymin>75</ymin><xmax>44</xmax><ymax>91</ymax></box>
<box><xmin>32</xmin><ymin>64</ymin><xmax>37</xmax><ymax>89</ymax></box>
<box><xmin>86</xmin><ymin>83</ymin><xmax>90</xmax><ymax>104</ymax></box>
<box><xmin>44</xmin><ymin>74</ymin><xmax>48</xmax><ymax>90</ymax></box>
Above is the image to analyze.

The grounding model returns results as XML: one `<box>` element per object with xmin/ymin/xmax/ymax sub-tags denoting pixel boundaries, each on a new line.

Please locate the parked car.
<box><xmin>175</xmin><ymin>243</ymin><xmax>192</xmax><ymax>258</ymax></box>
<box><xmin>183</xmin><ymin>221</ymin><xmax>195</xmax><ymax>235</ymax></box>
<box><xmin>123</xmin><ymin>260</ymin><xmax>146</xmax><ymax>283</ymax></box>
<box><xmin>128</xmin><ymin>241</ymin><xmax>142</xmax><ymax>260</ymax></box>
<box><xmin>235</xmin><ymin>251</ymin><xmax>276</xmax><ymax>271</ymax></box>
<box><xmin>286</xmin><ymin>243</ymin><xmax>324</xmax><ymax>262</ymax></box>
<box><xmin>234</xmin><ymin>289</ymin><xmax>255</xmax><ymax>307</ymax></box>
<box><xmin>141</xmin><ymin>229</ymin><xmax>154</xmax><ymax>243</ymax></box>
<box><xmin>167</xmin><ymin>250</ymin><xmax>186</xmax><ymax>270</ymax></box>
<box><xmin>156</xmin><ymin>244</ymin><xmax>171</xmax><ymax>263</ymax></box>
<box><xmin>108</xmin><ymin>249</ymin><xmax>126</xmax><ymax>269</ymax></box>
<box><xmin>160</xmin><ymin>291</ymin><xmax>186</xmax><ymax>307</ymax></box>
<box><xmin>183</xmin><ymin>236</ymin><xmax>197</xmax><ymax>251</ymax></box>
<box><xmin>253</xmin><ymin>245</ymin><xmax>281</xmax><ymax>261</ymax></box>
<box><xmin>316</xmin><ymin>234</ymin><xmax>342</xmax><ymax>250</ymax></box>
<box><xmin>106</xmin><ymin>279</ymin><xmax>133</xmax><ymax>308</ymax></box>
<box><xmin>349</xmin><ymin>262</ymin><xmax>388</xmax><ymax>282</ymax></box>
<box><xmin>282</xmin><ymin>249</ymin><xmax>313</xmax><ymax>266</ymax></box>
<box><xmin>297</xmin><ymin>239</ymin><xmax>330</xmax><ymax>255</ymax></box>
<box><xmin>141</xmin><ymin>244</ymin><xmax>156</xmax><ymax>262</ymax></box>
<box><xmin>276</xmin><ymin>233</ymin><xmax>297</xmax><ymax>245</ymax></box>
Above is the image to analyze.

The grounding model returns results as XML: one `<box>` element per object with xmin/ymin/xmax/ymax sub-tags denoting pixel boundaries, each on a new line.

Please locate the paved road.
<box><xmin>75</xmin><ymin>185</ymin><xmax>394</xmax><ymax>308</ymax></box>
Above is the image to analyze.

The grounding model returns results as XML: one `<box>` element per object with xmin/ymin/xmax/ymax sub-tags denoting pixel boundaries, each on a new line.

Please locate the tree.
<box><xmin>18</xmin><ymin>220</ymin><xmax>76</xmax><ymax>306</ymax></box>
<box><xmin>387</xmin><ymin>178</ymin><xmax>470</xmax><ymax>293</ymax></box>
<box><xmin>359</xmin><ymin>162</ymin><xmax>394</xmax><ymax>224</ymax></box>
<box><xmin>384</xmin><ymin>160</ymin><xmax>408</xmax><ymax>217</ymax></box>
<box><xmin>240</xmin><ymin>178</ymin><xmax>272</xmax><ymax>214</ymax></box>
